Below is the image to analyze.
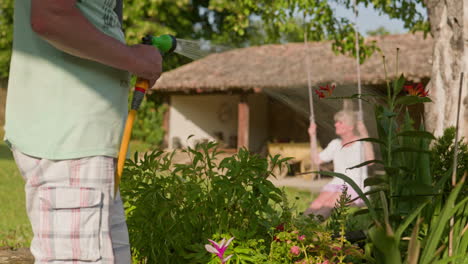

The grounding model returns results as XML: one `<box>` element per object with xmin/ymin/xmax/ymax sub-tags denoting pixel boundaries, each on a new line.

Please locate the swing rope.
<box><xmin>353</xmin><ymin>0</ymin><xmax>367</xmax><ymax>195</ymax></box>
<box><xmin>304</xmin><ymin>31</ymin><xmax>319</xmax><ymax>180</ymax></box>
<box><xmin>353</xmin><ymin>0</ymin><xmax>363</xmax><ymax>120</ymax></box>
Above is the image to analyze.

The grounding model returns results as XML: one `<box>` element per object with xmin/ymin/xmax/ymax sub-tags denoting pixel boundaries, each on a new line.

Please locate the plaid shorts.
<box><xmin>12</xmin><ymin>150</ymin><xmax>131</xmax><ymax>264</ymax></box>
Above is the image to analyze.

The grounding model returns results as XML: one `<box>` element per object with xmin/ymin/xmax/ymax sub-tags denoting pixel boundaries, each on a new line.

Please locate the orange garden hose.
<box><xmin>114</xmin><ymin>78</ymin><xmax>149</xmax><ymax>195</ymax></box>
<box><xmin>112</xmin><ymin>34</ymin><xmax>177</xmax><ymax>196</ymax></box>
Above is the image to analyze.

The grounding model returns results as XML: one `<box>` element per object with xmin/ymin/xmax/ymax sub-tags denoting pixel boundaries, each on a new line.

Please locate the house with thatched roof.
<box><xmin>152</xmin><ymin>33</ymin><xmax>433</xmax><ymax>154</ymax></box>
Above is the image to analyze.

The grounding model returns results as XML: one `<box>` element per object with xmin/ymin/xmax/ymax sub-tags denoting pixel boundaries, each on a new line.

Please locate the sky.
<box><xmin>332</xmin><ymin>2</ymin><xmax>427</xmax><ymax>36</ymax></box>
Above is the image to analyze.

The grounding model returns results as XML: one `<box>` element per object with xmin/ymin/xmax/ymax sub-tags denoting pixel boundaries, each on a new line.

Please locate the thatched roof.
<box><xmin>153</xmin><ymin>33</ymin><xmax>433</xmax><ymax>93</ymax></box>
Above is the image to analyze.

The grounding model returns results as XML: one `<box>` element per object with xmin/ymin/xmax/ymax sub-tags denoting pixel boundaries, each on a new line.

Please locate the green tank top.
<box><xmin>4</xmin><ymin>0</ymin><xmax>130</xmax><ymax>159</ymax></box>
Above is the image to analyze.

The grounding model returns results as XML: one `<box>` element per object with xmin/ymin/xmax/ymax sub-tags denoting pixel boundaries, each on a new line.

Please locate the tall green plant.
<box><xmin>120</xmin><ymin>142</ymin><xmax>291</xmax><ymax>263</ymax></box>
<box><xmin>317</xmin><ymin>56</ymin><xmax>468</xmax><ymax>262</ymax></box>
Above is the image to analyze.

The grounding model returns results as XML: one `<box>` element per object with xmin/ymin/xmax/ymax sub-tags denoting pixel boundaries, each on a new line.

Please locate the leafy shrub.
<box><xmin>129</xmin><ymin>93</ymin><xmax>167</xmax><ymax>148</ymax></box>
<box><xmin>203</xmin><ymin>189</ymin><xmax>366</xmax><ymax>264</ymax></box>
<box><xmin>120</xmin><ymin>142</ymin><xmax>291</xmax><ymax>263</ymax></box>
<box><xmin>430</xmin><ymin>126</ymin><xmax>468</xmax><ymax>199</ymax></box>
<box><xmin>317</xmin><ymin>73</ymin><xmax>468</xmax><ymax>263</ymax></box>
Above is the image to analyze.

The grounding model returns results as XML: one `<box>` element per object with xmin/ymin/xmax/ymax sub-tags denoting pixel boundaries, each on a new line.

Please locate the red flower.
<box><xmin>315</xmin><ymin>89</ymin><xmax>325</xmax><ymax>98</ymax></box>
<box><xmin>315</xmin><ymin>84</ymin><xmax>335</xmax><ymax>99</ymax></box>
<box><xmin>404</xmin><ymin>83</ymin><xmax>429</xmax><ymax>97</ymax></box>
<box><xmin>275</xmin><ymin>223</ymin><xmax>285</xmax><ymax>231</ymax></box>
<box><xmin>273</xmin><ymin>223</ymin><xmax>285</xmax><ymax>242</ymax></box>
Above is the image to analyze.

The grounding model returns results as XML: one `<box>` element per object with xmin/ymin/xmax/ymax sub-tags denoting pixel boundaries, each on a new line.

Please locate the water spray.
<box><xmin>115</xmin><ymin>34</ymin><xmax>178</xmax><ymax>195</ymax></box>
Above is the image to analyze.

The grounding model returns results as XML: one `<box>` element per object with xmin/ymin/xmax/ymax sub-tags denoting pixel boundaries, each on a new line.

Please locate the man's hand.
<box><xmin>129</xmin><ymin>44</ymin><xmax>163</xmax><ymax>85</ymax></box>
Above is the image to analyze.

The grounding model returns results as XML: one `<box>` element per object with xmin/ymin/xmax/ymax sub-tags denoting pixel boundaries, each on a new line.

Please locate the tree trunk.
<box><xmin>424</xmin><ymin>0</ymin><xmax>468</xmax><ymax>141</ymax></box>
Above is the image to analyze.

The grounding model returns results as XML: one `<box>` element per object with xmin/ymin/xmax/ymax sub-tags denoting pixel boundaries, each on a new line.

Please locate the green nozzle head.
<box><xmin>142</xmin><ymin>34</ymin><xmax>177</xmax><ymax>55</ymax></box>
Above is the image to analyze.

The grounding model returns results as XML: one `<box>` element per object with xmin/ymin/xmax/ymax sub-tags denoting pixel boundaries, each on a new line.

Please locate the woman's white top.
<box><xmin>319</xmin><ymin>138</ymin><xmax>368</xmax><ymax>192</ymax></box>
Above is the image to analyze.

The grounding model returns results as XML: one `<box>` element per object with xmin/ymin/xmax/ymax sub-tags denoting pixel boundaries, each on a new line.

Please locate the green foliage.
<box><xmin>205</xmin><ymin>234</ymin><xmax>269</xmax><ymax>264</ymax></box>
<box><xmin>0</xmin><ymin>0</ymin><xmax>14</xmax><ymax>78</ymax></box>
<box><xmin>338</xmin><ymin>0</ymin><xmax>429</xmax><ymax>33</ymax></box>
<box><xmin>430</xmin><ymin>127</ymin><xmax>468</xmax><ymax>198</ymax></box>
<box><xmin>200</xmin><ymin>187</ymin><xmax>368</xmax><ymax>263</ymax></box>
<box><xmin>0</xmin><ymin>0</ymin><xmax>430</xmax><ymax>77</ymax></box>
<box><xmin>120</xmin><ymin>142</ymin><xmax>291</xmax><ymax>263</ymax></box>
<box><xmin>266</xmin><ymin>219</ymin><xmax>364</xmax><ymax>263</ymax></box>
<box><xmin>323</xmin><ymin>68</ymin><xmax>468</xmax><ymax>263</ymax></box>
<box><xmin>0</xmin><ymin>141</ymin><xmax>32</xmax><ymax>248</ymax></box>
<box><xmin>366</xmin><ymin>26</ymin><xmax>392</xmax><ymax>36</ymax></box>
<box><xmin>130</xmin><ymin>94</ymin><xmax>167</xmax><ymax>148</ymax></box>
<box><xmin>203</xmin><ymin>215</ymin><xmax>365</xmax><ymax>264</ymax></box>
<box><xmin>327</xmin><ymin>185</ymin><xmax>357</xmax><ymax>235</ymax></box>
<box><xmin>268</xmin><ymin>229</ymin><xmax>364</xmax><ymax>263</ymax></box>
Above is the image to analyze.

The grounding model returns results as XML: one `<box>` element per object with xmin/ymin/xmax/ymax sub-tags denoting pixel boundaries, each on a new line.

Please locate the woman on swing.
<box><xmin>304</xmin><ymin>101</ymin><xmax>374</xmax><ymax>218</ymax></box>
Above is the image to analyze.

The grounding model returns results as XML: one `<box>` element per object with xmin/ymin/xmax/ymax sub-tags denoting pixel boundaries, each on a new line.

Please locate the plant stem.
<box><xmin>382</xmin><ymin>56</ymin><xmax>391</xmax><ymax>106</ymax></box>
<box><xmin>449</xmin><ymin>72</ymin><xmax>464</xmax><ymax>258</ymax></box>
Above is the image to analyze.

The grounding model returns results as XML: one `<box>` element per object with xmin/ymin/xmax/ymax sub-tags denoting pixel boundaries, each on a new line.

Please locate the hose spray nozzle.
<box><xmin>142</xmin><ymin>34</ymin><xmax>177</xmax><ymax>56</ymax></box>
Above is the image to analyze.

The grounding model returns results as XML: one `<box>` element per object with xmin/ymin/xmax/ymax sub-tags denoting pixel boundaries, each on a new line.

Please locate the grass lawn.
<box><xmin>0</xmin><ymin>141</ymin><xmax>31</xmax><ymax>248</ymax></box>
<box><xmin>282</xmin><ymin>186</ymin><xmax>315</xmax><ymax>213</ymax></box>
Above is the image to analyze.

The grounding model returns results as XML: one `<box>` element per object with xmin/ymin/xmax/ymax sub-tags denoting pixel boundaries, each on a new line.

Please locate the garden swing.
<box><xmin>304</xmin><ymin>0</ymin><xmax>366</xmax><ymax>182</ymax></box>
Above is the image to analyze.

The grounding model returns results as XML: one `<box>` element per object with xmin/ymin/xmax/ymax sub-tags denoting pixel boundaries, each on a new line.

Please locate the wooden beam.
<box><xmin>162</xmin><ymin>96</ymin><xmax>171</xmax><ymax>149</ymax></box>
<box><xmin>237</xmin><ymin>94</ymin><xmax>249</xmax><ymax>150</ymax></box>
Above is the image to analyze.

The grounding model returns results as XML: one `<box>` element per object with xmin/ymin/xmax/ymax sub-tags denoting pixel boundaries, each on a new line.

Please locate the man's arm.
<box><xmin>30</xmin><ymin>0</ymin><xmax>161</xmax><ymax>82</ymax></box>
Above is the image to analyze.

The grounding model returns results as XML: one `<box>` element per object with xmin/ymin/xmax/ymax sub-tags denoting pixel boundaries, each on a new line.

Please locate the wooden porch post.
<box><xmin>162</xmin><ymin>95</ymin><xmax>171</xmax><ymax>148</ymax></box>
<box><xmin>237</xmin><ymin>94</ymin><xmax>249</xmax><ymax>150</ymax></box>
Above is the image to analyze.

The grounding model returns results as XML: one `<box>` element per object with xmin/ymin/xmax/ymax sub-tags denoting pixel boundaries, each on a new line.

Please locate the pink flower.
<box><xmin>290</xmin><ymin>245</ymin><xmax>301</xmax><ymax>256</ymax></box>
<box><xmin>205</xmin><ymin>237</ymin><xmax>234</xmax><ymax>264</ymax></box>
<box><xmin>298</xmin><ymin>235</ymin><xmax>306</xmax><ymax>241</ymax></box>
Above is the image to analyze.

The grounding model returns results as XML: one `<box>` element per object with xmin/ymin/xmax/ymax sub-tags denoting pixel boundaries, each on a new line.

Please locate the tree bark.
<box><xmin>424</xmin><ymin>0</ymin><xmax>468</xmax><ymax>141</ymax></box>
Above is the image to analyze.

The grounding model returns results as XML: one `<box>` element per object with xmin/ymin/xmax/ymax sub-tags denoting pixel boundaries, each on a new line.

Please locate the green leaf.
<box><xmin>396</xmin><ymin>131</ymin><xmax>436</xmax><ymax>140</ymax></box>
<box><xmin>347</xmin><ymin>159</ymin><xmax>384</xmax><ymax>170</ymax></box>
<box><xmin>364</xmin><ymin>177</ymin><xmax>388</xmax><ymax>187</ymax></box>
<box><xmin>432</xmin><ymin>255</ymin><xmax>468</xmax><ymax>264</ymax></box>
<box><xmin>368</xmin><ymin>225</ymin><xmax>402</xmax><ymax>264</ymax></box>
<box><xmin>393</xmin><ymin>74</ymin><xmax>406</xmax><ymax>96</ymax></box>
<box><xmin>393</xmin><ymin>147</ymin><xmax>431</xmax><ymax>155</ymax></box>
<box><xmin>420</xmin><ymin>179</ymin><xmax>468</xmax><ymax>264</ymax></box>
<box><xmin>394</xmin><ymin>202</ymin><xmax>428</xmax><ymax>242</ymax></box>
<box><xmin>395</xmin><ymin>96</ymin><xmax>431</xmax><ymax>105</ymax></box>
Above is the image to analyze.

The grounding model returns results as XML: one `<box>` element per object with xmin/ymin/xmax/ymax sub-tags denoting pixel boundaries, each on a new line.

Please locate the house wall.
<box><xmin>168</xmin><ymin>93</ymin><xmax>268</xmax><ymax>152</ymax></box>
